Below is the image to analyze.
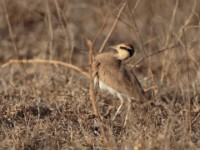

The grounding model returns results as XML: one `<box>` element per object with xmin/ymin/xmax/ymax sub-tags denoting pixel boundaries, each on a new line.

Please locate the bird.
<box><xmin>92</xmin><ymin>43</ymin><xmax>149</xmax><ymax>125</ymax></box>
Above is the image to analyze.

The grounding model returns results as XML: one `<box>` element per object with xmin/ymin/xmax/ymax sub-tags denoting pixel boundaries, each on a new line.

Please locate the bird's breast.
<box><xmin>94</xmin><ymin>77</ymin><xmax>121</xmax><ymax>95</ymax></box>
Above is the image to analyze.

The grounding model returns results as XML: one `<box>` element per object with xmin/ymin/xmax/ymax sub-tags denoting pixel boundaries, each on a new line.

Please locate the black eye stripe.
<box><xmin>119</xmin><ymin>46</ymin><xmax>134</xmax><ymax>56</ymax></box>
<box><xmin>119</xmin><ymin>46</ymin><xmax>132</xmax><ymax>51</ymax></box>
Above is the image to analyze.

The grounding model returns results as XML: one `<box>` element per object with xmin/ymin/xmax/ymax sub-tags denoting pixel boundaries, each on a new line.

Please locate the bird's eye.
<box><xmin>119</xmin><ymin>46</ymin><xmax>134</xmax><ymax>57</ymax></box>
<box><xmin>120</xmin><ymin>46</ymin><xmax>133</xmax><ymax>51</ymax></box>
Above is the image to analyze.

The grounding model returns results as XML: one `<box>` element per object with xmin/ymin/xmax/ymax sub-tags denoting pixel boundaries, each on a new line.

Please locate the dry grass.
<box><xmin>0</xmin><ymin>0</ymin><xmax>200</xmax><ymax>149</ymax></box>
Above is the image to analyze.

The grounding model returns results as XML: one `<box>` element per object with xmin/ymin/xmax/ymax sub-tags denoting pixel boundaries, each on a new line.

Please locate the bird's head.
<box><xmin>110</xmin><ymin>43</ymin><xmax>135</xmax><ymax>60</ymax></box>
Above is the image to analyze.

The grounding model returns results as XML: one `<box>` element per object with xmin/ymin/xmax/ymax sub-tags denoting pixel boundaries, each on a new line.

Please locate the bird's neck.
<box><xmin>114</xmin><ymin>51</ymin><xmax>130</xmax><ymax>60</ymax></box>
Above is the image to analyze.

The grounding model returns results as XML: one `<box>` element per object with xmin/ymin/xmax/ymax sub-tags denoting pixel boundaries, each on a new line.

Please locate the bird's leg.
<box><xmin>112</xmin><ymin>96</ymin><xmax>124</xmax><ymax>121</ymax></box>
<box><xmin>124</xmin><ymin>98</ymin><xmax>131</xmax><ymax>126</ymax></box>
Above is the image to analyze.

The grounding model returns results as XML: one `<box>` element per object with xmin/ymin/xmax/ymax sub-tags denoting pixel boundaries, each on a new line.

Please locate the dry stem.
<box><xmin>127</xmin><ymin>0</ymin><xmax>157</xmax><ymax>95</ymax></box>
<box><xmin>87</xmin><ymin>39</ymin><xmax>112</xmax><ymax>149</ymax></box>
<box><xmin>1</xmin><ymin>0</ymin><xmax>18</xmax><ymax>56</ymax></box>
<box><xmin>1</xmin><ymin>59</ymin><xmax>89</xmax><ymax>78</ymax></box>
<box><xmin>99</xmin><ymin>2</ymin><xmax>126</xmax><ymax>53</ymax></box>
<box><xmin>45</xmin><ymin>0</ymin><xmax>54</xmax><ymax>59</ymax></box>
<box><xmin>160</xmin><ymin>0</ymin><xmax>179</xmax><ymax>83</ymax></box>
<box><xmin>135</xmin><ymin>44</ymin><xmax>179</xmax><ymax>65</ymax></box>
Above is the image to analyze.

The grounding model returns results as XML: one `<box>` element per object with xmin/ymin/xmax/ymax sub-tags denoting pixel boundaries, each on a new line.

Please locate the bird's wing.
<box><xmin>127</xmin><ymin>68</ymin><xmax>148</xmax><ymax>102</ymax></box>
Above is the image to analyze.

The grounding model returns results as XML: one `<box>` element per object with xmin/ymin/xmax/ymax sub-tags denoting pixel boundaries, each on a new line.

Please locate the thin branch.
<box><xmin>127</xmin><ymin>0</ymin><xmax>157</xmax><ymax>90</ymax></box>
<box><xmin>1</xmin><ymin>0</ymin><xmax>34</xmax><ymax>91</ymax></box>
<box><xmin>127</xmin><ymin>0</ymin><xmax>146</xmax><ymax>57</ymax></box>
<box><xmin>87</xmin><ymin>39</ymin><xmax>99</xmax><ymax>118</ymax></box>
<box><xmin>1</xmin><ymin>0</ymin><xmax>18</xmax><ymax>56</ymax></box>
<box><xmin>45</xmin><ymin>0</ymin><xmax>54</xmax><ymax>59</ymax></box>
<box><xmin>160</xmin><ymin>0</ymin><xmax>179</xmax><ymax>83</ymax></box>
<box><xmin>192</xmin><ymin>111</ymin><xmax>200</xmax><ymax>126</ymax></box>
<box><xmin>92</xmin><ymin>12</ymin><xmax>110</xmax><ymax>45</ymax></box>
<box><xmin>135</xmin><ymin>44</ymin><xmax>179</xmax><ymax>65</ymax></box>
<box><xmin>175</xmin><ymin>0</ymin><xmax>197</xmax><ymax>42</ymax></box>
<box><xmin>132</xmin><ymin>0</ymin><xmax>141</xmax><ymax>10</ymax></box>
<box><xmin>111</xmin><ymin>14</ymin><xmax>136</xmax><ymax>31</ymax></box>
<box><xmin>53</xmin><ymin>0</ymin><xmax>75</xmax><ymax>63</ymax></box>
<box><xmin>165</xmin><ymin>0</ymin><xmax>179</xmax><ymax>47</ymax></box>
<box><xmin>99</xmin><ymin>2</ymin><xmax>126</xmax><ymax>53</ymax></box>
<box><xmin>87</xmin><ymin>39</ymin><xmax>111</xmax><ymax>149</ymax></box>
<box><xmin>182</xmin><ymin>28</ymin><xmax>192</xmax><ymax>137</ymax></box>
<box><xmin>1</xmin><ymin>59</ymin><xmax>89</xmax><ymax>78</ymax></box>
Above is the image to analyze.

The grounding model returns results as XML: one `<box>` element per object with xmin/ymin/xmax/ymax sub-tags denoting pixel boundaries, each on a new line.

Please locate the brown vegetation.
<box><xmin>0</xmin><ymin>0</ymin><xmax>200</xmax><ymax>149</ymax></box>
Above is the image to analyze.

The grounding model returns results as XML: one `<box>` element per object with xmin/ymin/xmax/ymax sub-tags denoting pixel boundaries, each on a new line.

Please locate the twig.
<box><xmin>1</xmin><ymin>0</ymin><xmax>34</xmax><ymax>91</ymax></box>
<box><xmin>45</xmin><ymin>0</ymin><xmax>54</xmax><ymax>59</ymax></box>
<box><xmin>1</xmin><ymin>59</ymin><xmax>89</xmax><ymax>78</ymax></box>
<box><xmin>127</xmin><ymin>0</ymin><xmax>146</xmax><ymax>59</ymax></box>
<box><xmin>127</xmin><ymin>0</ymin><xmax>157</xmax><ymax>91</ymax></box>
<box><xmin>160</xmin><ymin>0</ymin><xmax>179</xmax><ymax>83</ymax></box>
<box><xmin>182</xmin><ymin>28</ymin><xmax>192</xmax><ymax>137</ymax></box>
<box><xmin>192</xmin><ymin>111</ymin><xmax>200</xmax><ymax>126</ymax></box>
<box><xmin>92</xmin><ymin>12</ymin><xmax>110</xmax><ymax>45</ymax></box>
<box><xmin>111</xmin><ymin>14</ymin><xmax>136</xmax><ymax>32</ymax></box>
<box><xmin>175</xmin><ymin>0</ymin><xmax>197</xmax><ymax>43</ymax></box>
<box><xmin>99</xmin><ymin>2</ymin><xmax>126</xmax><ymax>53</ymax></box>
<box><xmin>53</xmin><ymin>0</ymin><xmax>75</xmax><ymax>64</ymax></box>
<box><xmin>135</xmin><ymin>44</ymin><xmax>179</xmax><ymax>65</ymax></box>
<box><xmin>87</xmin><ymin>39</ymin><xmax>99</xmax><ymax>119</ymax></box>
<box><xmin>1</xmin><ymin>0</ymin><xmax>18</xmax><ymax>56</ymax></box>
<box><xmin>87</xmin><ymin>39</ymin><xmax>111</xmax><ymax>149</ymax></box>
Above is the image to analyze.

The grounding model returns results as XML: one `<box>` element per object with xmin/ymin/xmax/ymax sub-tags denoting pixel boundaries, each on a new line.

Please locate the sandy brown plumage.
<box><xmin>92</xmin><ymin>43</ymin><xmax>149</xmax><ymax>125</ymax></box>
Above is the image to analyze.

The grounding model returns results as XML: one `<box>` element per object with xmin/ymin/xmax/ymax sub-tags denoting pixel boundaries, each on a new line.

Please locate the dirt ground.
<box><xmin>0</xmin><ymin>0</ymin><xmax>200</xmax><ymax>149</ymax></box>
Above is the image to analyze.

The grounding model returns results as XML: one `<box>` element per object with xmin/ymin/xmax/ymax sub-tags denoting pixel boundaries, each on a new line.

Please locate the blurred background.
<box><xmin>0</xmin><ymin>0</ymin><xmax>200</xmax><ymax>83</ymax></box>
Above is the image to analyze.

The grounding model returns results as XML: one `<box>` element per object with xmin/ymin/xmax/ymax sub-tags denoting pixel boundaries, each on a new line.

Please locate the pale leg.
<box><xmin>124</xmin><ymin>98</ymin><xmax>131</xmax><ymax>126</ymax></box>
<box><xmin>112</xmin><ymin>95</ymin><xmax>124</xmax><ymax>121</ymax></box>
